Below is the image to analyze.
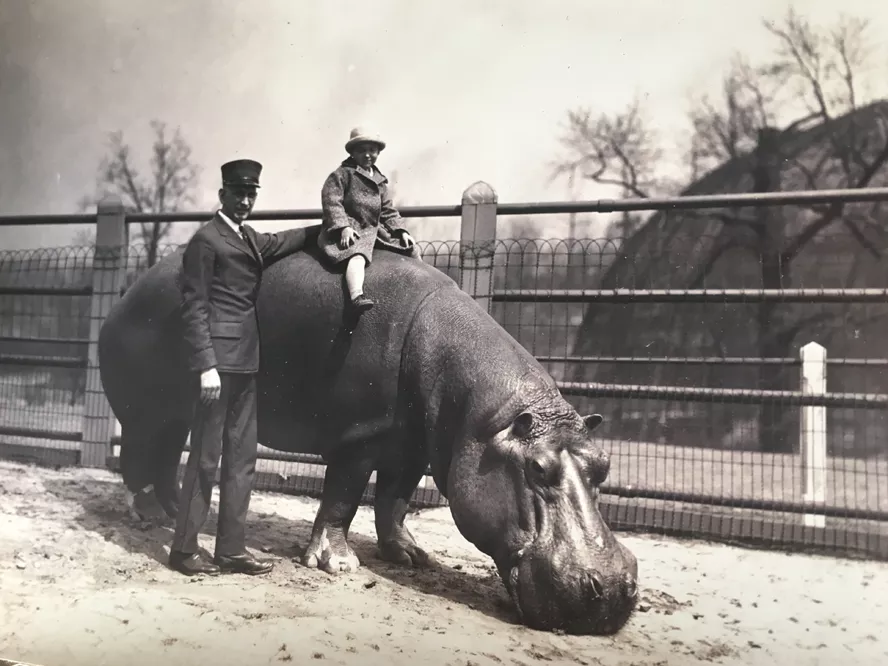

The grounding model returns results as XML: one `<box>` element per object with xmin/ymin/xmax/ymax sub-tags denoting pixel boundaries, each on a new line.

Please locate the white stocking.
<box><xmin>345</xmin><ymin>255</ymin><xmax>367</xmax><ymax>300</ymax></box>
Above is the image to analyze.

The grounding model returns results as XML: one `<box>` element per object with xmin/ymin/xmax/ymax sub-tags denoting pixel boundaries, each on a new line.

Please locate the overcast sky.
<box><xmin>1</xmin><ymin>0</ymin><xmax>886</xmax><ymax>249</ymax></box>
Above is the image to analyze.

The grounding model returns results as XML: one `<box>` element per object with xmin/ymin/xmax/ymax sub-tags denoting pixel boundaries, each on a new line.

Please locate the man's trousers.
<box><xmin>171</xmin><ymin>372</ymin><xmax>258</xmax><ymax>557</ymax></box>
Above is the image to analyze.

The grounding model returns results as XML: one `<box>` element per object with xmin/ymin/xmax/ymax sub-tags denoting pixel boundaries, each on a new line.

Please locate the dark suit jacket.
<box><xmin>180</xmin><ymin>213</ymin><xmax>315</xmax><ymax>374</ymax></box>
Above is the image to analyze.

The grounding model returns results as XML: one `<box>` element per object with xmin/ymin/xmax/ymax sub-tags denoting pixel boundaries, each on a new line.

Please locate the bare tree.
<box><xmin>81</xmin><ymin>120</ymin><xmax>201</xmax><ymax>266</ymax></box>
<box><xmin>555</xmin><ymin>9</ymin><xmax>887</xmax><ymax>250</ymax></box>
<box><xmin>551</xmin><ymin>97</ymin><xmax>666</xmax><ymax>201</ymax></box>
<box><xmin>554</xmin><ymin>9</ymin><xmax>888</xmax><ymax>452</ymax></box>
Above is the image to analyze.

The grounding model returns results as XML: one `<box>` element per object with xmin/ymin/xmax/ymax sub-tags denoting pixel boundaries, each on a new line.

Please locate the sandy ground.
<box><xmin>0</xmin><ymin>461</ymin><xmax>886</xmax><ymax>666</ymax></box>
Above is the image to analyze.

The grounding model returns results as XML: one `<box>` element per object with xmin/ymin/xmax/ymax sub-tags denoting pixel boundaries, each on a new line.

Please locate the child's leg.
<box><xmin>345</xmin><ymin>254</ymin><xmax>367</xmax><ymax>300</ymax></box>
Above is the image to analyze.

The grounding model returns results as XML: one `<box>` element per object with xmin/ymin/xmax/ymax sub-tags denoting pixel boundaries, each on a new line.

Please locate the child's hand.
<box><xmin>400</xmin><ymin>232</ymin><xmax>416</xmax><ymax>249</ymax></box>
<box><xmin>339</xmin><ymin>227</ymin><xmax>356</xmax><ymax>249</ymax></box>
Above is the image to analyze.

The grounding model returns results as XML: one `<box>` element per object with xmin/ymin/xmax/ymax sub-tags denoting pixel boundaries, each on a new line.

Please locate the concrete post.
<box><xmin>81</xmin><ymin>195</ymin><xmax>128</xmax><ymax>467</ymax></box>
<box><xmin>458</xmin><ymin>181</ymin><xmax>498</xmax><ymax>314</ymax></box>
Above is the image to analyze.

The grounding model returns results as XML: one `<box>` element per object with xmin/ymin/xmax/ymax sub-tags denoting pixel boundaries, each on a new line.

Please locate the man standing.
<box><xmin>170</xmin><ymin>159</ymin><xmax>315</xmax><ymax>577</ymax></box>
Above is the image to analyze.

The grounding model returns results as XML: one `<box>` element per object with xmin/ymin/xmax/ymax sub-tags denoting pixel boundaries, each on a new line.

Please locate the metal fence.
<box><xmin>1</xmin><ymin>182</ymin><xmax>888</xmax><ymax>561</ymax></box>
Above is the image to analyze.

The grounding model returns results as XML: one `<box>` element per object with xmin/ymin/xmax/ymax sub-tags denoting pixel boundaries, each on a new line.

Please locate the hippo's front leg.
<box><xmin>302</xmin><ymin>449</ymin><xmax>376</xmax><ymax>575</ymax></box>
<box><xmin>373</xmin><ymin>451</ymin><xmax>437</xmax><ymax>569</ymax></box>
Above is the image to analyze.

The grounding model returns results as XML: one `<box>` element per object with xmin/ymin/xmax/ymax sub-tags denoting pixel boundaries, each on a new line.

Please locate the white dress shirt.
<box><xmin>218</xmin><ymin>210</ymin><xmax>243</xmax><ymax>235</ymax></box>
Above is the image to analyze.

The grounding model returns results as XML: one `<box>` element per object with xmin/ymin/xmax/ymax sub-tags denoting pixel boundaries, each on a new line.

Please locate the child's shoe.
<box><xmin>351</xmin><ymin>294</ymin><xmax>374</xmax><ymax>312</ymax></box>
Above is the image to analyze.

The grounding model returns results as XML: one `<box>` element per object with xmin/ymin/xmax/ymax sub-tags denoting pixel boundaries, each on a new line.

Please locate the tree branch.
<box><xmin>686</xmin><ymin>236</ymin><xmax>757</xmax><ymax>289</ymax></box>
<box><xmin>83</xmin><ymin>120</ymin><xmax>200</xmax><ymax>265</ymax></box>
<box><xmin>842</xmin><ymin>218</ymin><xmax>882</xmax><ymax>259</ymax></box>
<box><xmin>764</xmin><ymin>9</ymin><xmax>831</xmax><ymax>119</ymax></box>
<box><xmin>781</xmin><ymin>136</ymin><xmax>888</xmax><ymax>263</ymax></box>
<box><xmin>551</xmin><ymin>98</ymin><xmax>662</xmax><ymax>201</ymax></box>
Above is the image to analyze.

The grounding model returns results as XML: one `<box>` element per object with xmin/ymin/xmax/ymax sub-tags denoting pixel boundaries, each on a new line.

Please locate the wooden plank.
<box><xmin>0</xmin><ymin>442</ymin><xmax>80</xmax><ymax>467</ymax></box>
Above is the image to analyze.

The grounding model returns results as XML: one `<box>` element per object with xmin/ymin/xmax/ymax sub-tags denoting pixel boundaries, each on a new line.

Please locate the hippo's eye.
<box><xmin>511</xmin><ymin>412</ymin><xmax>535</xmax><ymax>439</ymax></box>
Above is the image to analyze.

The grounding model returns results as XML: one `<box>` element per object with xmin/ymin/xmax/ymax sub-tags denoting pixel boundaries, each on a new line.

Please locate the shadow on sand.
<box><xmin>46</xmin><ymin>476</ymin><xmax>518</xmax><ymax>628</ymax></box>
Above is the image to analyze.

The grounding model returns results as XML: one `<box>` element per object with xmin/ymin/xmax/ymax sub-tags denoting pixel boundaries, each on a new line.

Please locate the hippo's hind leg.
<box><xmin>373</xmin><ymin>449</ymin><xmax>437</xmax><ymax>569</ymax></box>
<box><xmin>118</xmin><ymin>419</ymin><xmax>189</xmax><ymax>523</ymax></box>
<box><xmin>302</xmin><ymin>443</ymin><xmax>377</xmax><ymax>575</ymax></box>
<box><xmin>119</xmin><ymin>425</ymin><xmax>170</xmax><ymax>523</ymax></box>
<box><xmin>119</xmin><ymin>427</ymin><xmax>154</xmax><ymax>496</ymax></box>
<box><xmin>152</xmin><ymin>419</ymin><xmax>190</xmax><ymax>519</ymax></box>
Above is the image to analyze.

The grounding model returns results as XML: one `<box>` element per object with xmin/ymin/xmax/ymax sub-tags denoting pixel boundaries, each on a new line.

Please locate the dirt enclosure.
<box><xmin>0</xmin><ymin>461</ymin><xmax>886</xmax><ymax>666</ymax></box>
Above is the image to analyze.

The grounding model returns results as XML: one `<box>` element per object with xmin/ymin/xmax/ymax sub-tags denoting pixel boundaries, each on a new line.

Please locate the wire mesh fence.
<box><xmin>1</xmin><ymin>231</ymin><xmax>886</xmax><ymax>558</ymax></box>
<box><xmin>486</xmin><ymin>233</ymin><xmax>888</xmax><ymax>556</ymax></box>
<box><xmin>0</xmin><ymin>247</ymin><xmax>93</xmax><ymax>465</ymax></box>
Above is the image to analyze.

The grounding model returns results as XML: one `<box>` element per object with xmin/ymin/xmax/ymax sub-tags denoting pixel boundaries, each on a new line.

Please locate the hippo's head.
<box><xmin>447</xmin><ymin>407</ymin><xmax>638</xmax><ymax>635</ymax></box>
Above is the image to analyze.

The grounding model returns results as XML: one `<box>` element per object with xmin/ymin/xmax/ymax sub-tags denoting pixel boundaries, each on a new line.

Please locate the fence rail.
<box><xmin>493</xmin><ymin>288</ymin><xmax>888</xmax><ymax>304</ymax></box>
<box><xmin>559</xmin><ymin>381</ymin><xmax>888</xmax><ymax>408</ymax></box>
<box><xmin>0</xmin><ymin>354</ymin><xmax>86</xmax><ymax>369</ymax></box>
<box><xmin>536</xmin><ymin>355</ymin><xmax>888</xmax><ymax>366</ymax></box>
<box><xmin>2</xmin><ymin>181</ymin><xmax>888</xmax><ymax>561</ymax></box>
<box><xmin>0</xmin><ymin>285</ymin><xmax>92</xmax><ymax>297</ymax></box>
<box><xmin>0</xmin><ymin>426</ymin><xmax>82</xmax><ymax>442</ymax></box>
<box><xmin>0</xmin><ymin>335</ymin><xmax>89</xmax><ymax>346</ymax></box>
<box><xmin>5</xmin><ymin>185</ymin><xmax>888</xmax><ymax>226</ymax></box>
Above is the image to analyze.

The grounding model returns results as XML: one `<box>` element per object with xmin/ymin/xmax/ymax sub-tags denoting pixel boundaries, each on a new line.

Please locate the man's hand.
<box><xmin>339</xmin><ymin>227</ymin><xmax>357</xmax><ymax>249</ymax></box>
<box><xmin>400</xmin><ymin>231</ymin><xmax>416</xmax><ymax>249</ymax></box>
<box><xmin>200</xmin><ymin>368</ymin><xmax>221</xmax><ymax>404</ymax></box>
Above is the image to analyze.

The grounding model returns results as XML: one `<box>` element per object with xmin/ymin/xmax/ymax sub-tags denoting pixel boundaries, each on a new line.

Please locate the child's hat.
<box><xmin>345</xmin><ymin>127</ymin><xmax>386</xmax><ymax>153</ymax></box>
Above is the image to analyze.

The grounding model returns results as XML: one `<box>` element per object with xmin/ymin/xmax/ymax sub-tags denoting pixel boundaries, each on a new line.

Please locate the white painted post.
<box><xmin>458</xmin><ymin>181</ymin><xmax>498</xmax><ymax>314</ymax></box>
<box><xmin>799</xmin><ymin>341</ymin><xmax>827</xmax><ymax>528</ymax></box>
<box><xmin>81</xmin><ymin>195</ymin><xmax>128</xmax><ymax>467</ymax></box>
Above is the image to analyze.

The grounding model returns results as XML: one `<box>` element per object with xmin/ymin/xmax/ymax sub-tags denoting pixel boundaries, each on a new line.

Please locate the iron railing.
<box><xmin>1</xmin><ymin>184</ymin><xmax>888</xmax><ymax>560</ymax></box>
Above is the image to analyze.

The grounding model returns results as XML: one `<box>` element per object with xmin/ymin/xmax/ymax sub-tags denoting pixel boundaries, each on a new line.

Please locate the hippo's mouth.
<box><xmin>501</xmin><ymin>540</ymin><xmax>638</xmax><ymax>635</ymax></box>
<box><xmin>503</xmin><ymin>545</ymin><xmax>532</xmax><ymax>621</ymax></box>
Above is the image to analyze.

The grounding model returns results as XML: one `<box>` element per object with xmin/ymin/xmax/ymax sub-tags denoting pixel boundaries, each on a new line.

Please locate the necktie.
<box><xmin>239</xmin><ymin>224</ymin><xmax>262</xmax><ymax>267</ymax></box>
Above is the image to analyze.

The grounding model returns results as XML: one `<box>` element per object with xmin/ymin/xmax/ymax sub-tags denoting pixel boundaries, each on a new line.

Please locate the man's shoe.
<box><xmin>168</xmin><ymin>550</ymin><xmax>221</xmax><ymax>576</ymax></box>
<box><xmin>214</xmin><ymin>552</ymin><xmax>274</xmax><ymax>576</ymax></box>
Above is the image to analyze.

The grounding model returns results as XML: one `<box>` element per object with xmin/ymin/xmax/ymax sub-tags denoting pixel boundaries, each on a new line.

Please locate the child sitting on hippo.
<box><xmin>318</xmin><ymin>127</ymin><xmax>421</xmax><ymax>313</ymax></box>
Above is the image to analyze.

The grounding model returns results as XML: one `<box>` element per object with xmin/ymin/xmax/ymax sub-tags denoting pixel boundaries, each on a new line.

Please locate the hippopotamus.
<box><xmin>98</xmin><ymin>225</ymin><xmax>639</xmax><ymax>635</ymax></box>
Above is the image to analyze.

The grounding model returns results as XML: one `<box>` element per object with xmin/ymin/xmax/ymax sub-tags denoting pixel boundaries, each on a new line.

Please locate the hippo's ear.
<box><xmin>511</xmin><ymin>412</ymin><xmax>535</xmax><ymax>439</ymax></box>
<box><xmin>583</xmin><ymin>414</ymin><xmax>604</xmax><ymax>432</ymax></box>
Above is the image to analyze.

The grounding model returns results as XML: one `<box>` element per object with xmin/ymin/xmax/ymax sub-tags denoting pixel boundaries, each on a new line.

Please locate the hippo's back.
<box><xmin>253</xmin><ymin>245</ymin><xmax>459</xmax><ymax>455</ymax></box>
<box><xmin>102</xmin><ymin>239</ymin><xmax>462</xmax><ymax>455</ymax></box>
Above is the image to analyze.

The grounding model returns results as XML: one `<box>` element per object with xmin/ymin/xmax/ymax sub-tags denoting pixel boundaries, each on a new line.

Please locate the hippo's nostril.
<box><xmin>526</xmin><ymin>452</ymin><xmax>562</xmax><ymax>488</ymax></box>
<box><xmin>623</xmin><ymin>572</ymin><xmax>638</xmax><ymax>599</ymax></box>
<box><xmin>583</xmin><ymin>570</ymin><xmax>605</xmax><ymax>600</ymax></box>
<box><xmin>589</xmin><ymin>449</ymin><xmax>611</xmax><ymax>486</ymax></box>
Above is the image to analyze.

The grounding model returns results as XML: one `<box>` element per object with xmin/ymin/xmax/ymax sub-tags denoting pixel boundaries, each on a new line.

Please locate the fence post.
<box><xmin>81</xmin><ymin>195</ymin><xmax>128</xmax><ymax>468</ymax></box>
<box><xmin>458</xmin><ymin>181</ymin><xmax>498</xmax><ymax>312</ymax></box>
<box><xmin>799</xmin><ymin>341</ymin><xmax>827</xmax><ymax>528</ymax></box>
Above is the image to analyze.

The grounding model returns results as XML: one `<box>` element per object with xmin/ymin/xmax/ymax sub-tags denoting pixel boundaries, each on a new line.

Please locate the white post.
<box><xmin>458</xmin><ymin>181</ymin><xmax>498</xmax><ymax>314</ymax></box>
<box><xmin>799</xmin><ymin>341</ymin><xmax>827</xmax><ymax>528</ymax></box>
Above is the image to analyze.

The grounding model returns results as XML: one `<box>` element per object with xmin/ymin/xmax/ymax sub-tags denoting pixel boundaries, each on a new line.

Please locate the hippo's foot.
<box><xmin>373</xmin><ymin>461</ymin><xmax>437</xmax><ymax>569</ymax></box>
<box><xmin>154</xmin><ymin>479</ymin><xmax>181</xmax><ymax>521</ymax></box>
<box><xmin>378</xmin><ymin>534</ymin><xmax>437</xmax><ymax>569</ymax></box>
<box><xmin>302</xmin><ymin>526</ymin><xmax>361</xmax><ymax>575</ymax></box>
<box><xmin>127</xmin><ymin>485</ymin><xmax>174</xmax><ymax>526</ymax></box>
